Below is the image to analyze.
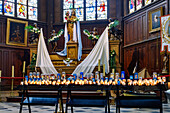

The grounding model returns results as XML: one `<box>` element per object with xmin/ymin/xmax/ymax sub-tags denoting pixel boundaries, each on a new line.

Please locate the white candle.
<box><xmin>0</xmin><ymin>70</ymin><xmax>1</xmax><ymax>82</ymax></box>
<box><xmin>12</xmin><ymin>66</ymin><xmax>14</xmax><ymax>77</ymax></box>
<box><xmin>112</xmin><ymin>69</ymin><xmax>115</xmax><ymax>74</ymax></box>
<box><xmin>98</xmin><ymin>59</ymin><xmax>100</xmax><ymax>72</ymax></box>
<box><xmin>103</xmin><ymin>64</ymin><xmax>105</xmax><ymax>77</ymax></box>
<box><xmin>23</xmin><ymin>61</ymin><xmax>26</xmax><ymax>73</ymax></box>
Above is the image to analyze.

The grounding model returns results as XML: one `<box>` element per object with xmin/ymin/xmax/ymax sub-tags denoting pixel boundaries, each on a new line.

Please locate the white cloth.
<box><xmin>77</xmin><ymin>21</ymin><xmax>82</xmax><ymax>61</ymax></box>
<box><xmin>72</xmin><ymin>27</ymin><xmax>109</xmax><ymax>75</ymax></box>
<box><xmin>73</xmin><ymin>23</ymin><xmax>77</xmax><ymax>42</ymax></box>
<box><xmin>56</xmin><ymin>23</ymin><xmax>69</xmax><ymax>56</ymax></box>
<box><xmin>36</xmin><ymin>28</ymin><xmax>58</xmax><ymax>74</ymax></box>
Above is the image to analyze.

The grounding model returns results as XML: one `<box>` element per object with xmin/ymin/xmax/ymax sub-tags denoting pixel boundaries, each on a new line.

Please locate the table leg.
<box><xmin>107</xmin><ymin>90</ymin><xmax>110</xmax><ymax>113</ymax></box>
<box><xmin>19</xmin><ymin>104</ymin><xmax>22</xmax><ymax>113</ymax></box>
<box><xmin>55</xmin><ymin>103</ymin><xmax>58</xmax><ymax>113</ymax></box>
<box><xmin>28</xmin><ymin>104</ymin><xmax>31</xmax><ymax>113</ymax></box>
<box><xmin>71</xmin><ymin>105</ymin><xmax>73</xmax><ymax>113</ymax></box>
<box><xmin>105</xmin><ymin>106</ymin><xmax>107</xmax><ymax>113</ymax></box>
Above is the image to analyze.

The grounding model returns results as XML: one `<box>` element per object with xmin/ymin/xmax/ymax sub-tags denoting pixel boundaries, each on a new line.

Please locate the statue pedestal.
<box><xmin>67</xmin><ymin>41</ymin><xmax>78</xmax><ymax>66</ymax></box>
<box><xmin>28</xmin><ymin>43</ymin><xmax>38</xmax><ymax>62</ymax></box>
<box><xmin>109</xmin><ymin>40</ymin><xmax>121</xmax><ymax>74</ymax></box>
<box><xmin>27</xmin><ymin>43</ymin><xmax>38</xmax><ymax>75</ymax></box>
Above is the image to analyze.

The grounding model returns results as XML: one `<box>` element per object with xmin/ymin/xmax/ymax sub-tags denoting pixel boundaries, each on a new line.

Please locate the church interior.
<box><xmin>1</xmin><ymin>0</ymin><xmax>170</xmax><ymax>113</ymax></box>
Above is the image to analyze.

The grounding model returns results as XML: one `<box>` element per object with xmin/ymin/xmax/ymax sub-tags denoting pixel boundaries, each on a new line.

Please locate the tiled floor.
<box><xmin>0</xmin><ymin>102</ymin><xmax>170</xmax><ymax>113</ymax></box>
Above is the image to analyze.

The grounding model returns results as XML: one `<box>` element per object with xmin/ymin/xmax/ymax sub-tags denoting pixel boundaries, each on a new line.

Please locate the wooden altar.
<box><xmin>27</xmin><ymin>34</ymin><xmax>121</xmax><ymax>75</ymax></box>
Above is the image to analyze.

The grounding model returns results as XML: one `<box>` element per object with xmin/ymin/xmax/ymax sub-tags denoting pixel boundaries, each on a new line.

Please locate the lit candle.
<box><xmin>12</xmin><ymin>66</ymin><xmax>14</xmax><ymax>77</ymax></box>
<box><xmin>23</xmin><ymin>61</ymin><xmax>26</xmax><ymax>73</ymax></box>
<box><xmin>103</xmin><ymin>64</ymin><xmax>105</xmax><ymax>77</ymax></box>
<box><xmin>98</xmin><ymin>59</ymin><xmax>100</xmax><ymax>72</ymax></box>
<box><xmin>0</xmin><ymin>70</ymin><xmax>1</xmax><ymax>82</ymax></box>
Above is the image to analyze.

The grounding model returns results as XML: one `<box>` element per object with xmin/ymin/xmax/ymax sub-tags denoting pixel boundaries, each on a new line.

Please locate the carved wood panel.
<box><xmin>134</xmin><ymin>19</ymin><xmax>137</xmax><ymax>42</ymax></box>
<box><xmin>0</xmin><ymin>48</ymin><xmax>25</xmax><ymax>85</ymax></box>
<box><xmin>0</xmin><ymin>22</ymin><xmax>2</xmax><ymax>43</ymax></box>
<box><xmin>142</xmin><ymin>15</ymin><xmax>146</xmax><ymax>40</ymax></box>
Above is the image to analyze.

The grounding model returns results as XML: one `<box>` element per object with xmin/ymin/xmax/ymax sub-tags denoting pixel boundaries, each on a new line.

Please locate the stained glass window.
<box><xmin>0</xmin><ymin>0</ymin><xmax>2</xmax><ymax>14</ymax></box>
<box><xmin>86</xmin><ymin>7</ymin><xmax>96</xmax><ymax>20</ymax></box>
<box><xmin>86</xmin><ymin>0</ymin><xmax>95</xmax><ymax>7</ymax></box>
<box><xmin>145</xmin><ymin>0</ymin><xmax>152</xmax><ymax>6</ymax></box>
<box><xmin>28</xmin><ymin>0</ymin><xmax>37</xmax><ymax>7</ymax></box>
<box><xmin>129</xmin><ymin>0</ymin><xmax>135</xmax><ymax>13</ymax></box>
<box><xmin>75</xmin><ymin>0</ymin><xmax>84</xmax><ymax>21</ymax></box>
<box><xmin>86</xmin><ymin>0</ymin><xmax>95</xmax><ymax>21</ymax></box>
<box><xmin>2</xmin><ymin>0</ymin><xmax>38</xmax><ymax>20</ymax></box>
<box><xmin>136</xmin><ymin>0</ymin><xmax>142</xmax><ymax>10</ymax></box>
<box><xmin>63</xmin><ymin>0</ymin><xmax>108</xmax><ymax>22</ymax></box>
<box><xmin>17</xmin><ymin>0</ymin><xmax>27</xmax><ymax>19</ymax></box>
<box><xmin>4</xmin><ymin>0</ymin><xmax>15</xmax><ymax>16</ymax></box>
<box><xmin>75</xmin><ymin>0</ymin><xmax>83</xmax><ymax>8</ymax></box>
<box><xmin>97</xmin><ymin>0</ymin><xmax>107</xmax><ymax>20</ymax></box>
<box><xmin>63</xmin><ymin>0</ymin><xmax>73</xmax><ymax>9</ymax></box>
<box><xmin>76</xmin><ymin>8</ymin><xmax>84</xmax><ymax>21</ymax></box>
<box><xmin>28</xmin><ymin>0</ymin><xmax>38</xmax><ymax>20</ymax></box>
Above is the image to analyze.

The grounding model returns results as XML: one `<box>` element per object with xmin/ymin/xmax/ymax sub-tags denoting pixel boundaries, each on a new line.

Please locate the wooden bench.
<box><xmin>115</xmin><ymin>85</ymin><xmax>164</xmax><ymax>113</ymax></box>
<box><xmin>65</xmin><ymin>85</ymin><xmax>111</xmax><ymax>113</ymax></box>
<box><xmin>19</xmin><ymin>85</ymin><xmax>64</xmax><ymax>113</ymax></box>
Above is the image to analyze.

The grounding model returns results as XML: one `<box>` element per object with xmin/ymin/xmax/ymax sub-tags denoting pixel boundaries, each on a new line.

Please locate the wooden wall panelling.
<box><xmin>142</xmin><ymin>15</ymin><xmax>146</xmax><ymax>40</ymax></box>
<box><xmin>2</xmin><ymin>50</ymin><xmax>10</xmax><ymax>85</ymax></box>
<box><xmin>124</xmin><ymin>22</ymin><xmax>127</xmax><ymax>45</ymax></box>
<box><xmin>0</xmin><ymin>20</ymin><xmax>6</xmax><ymax>45</ymax></box>
<box><xmin>137</xmin><ymin>17</ymin><xmax>142</xmax><ymax>41</ymax></box>
<box><xmin>38</xmin><ymin>0</ymin><xmax>47</xmax><ymax>22</ymax></box>
<box><xmin>148</xmin><ymin>41</ymin><xmax>157</xmax><ymax>74</ymax></box>
<box><xmin>53</xmin><ymin>25</ymin><xmax>65</xmax><ymax>50</ymax></box>
<box><xmin>123</xmin><ymin>1</ymin><xmax>167</xmax><ymax>76</ymax></box>
<box><xmin>54</xmin><ymin>0</ymin><xmax>62</xmax><ymax>23</ymax></box>
<box><xmin>126</xmin><ymin>22</ymin><xmax>130</xmax><ymax>45</ymax></box>
<box><xmin>109</xmin><ymin>0</ymin><xmax>116</xmax><ymax>18</ymax></box>
<box><xmin>0</xmin><ymin>50</ymin><xmax>2</xmax><ymax>71</ymax></box>
<box><xmin>0</xmin><ymin>21</ymin><xmax>2</xmax><ymax>43</ymax></box>
<box><xmin>124</xmin><ymin>48</ymin><xmax>128</xmax><ymax>74</ymax></box>
<box><xmin>134</xmin><ymin>19</ymin><xmax>137</xmax><ymax>42</ymax></box>
<box><xmin>158</xmin><ymin>41</ymin><xmax>163</xmax><ymax>73</ymax></box>
<box><xmin>124</xmin><ymin>47</ymin><xmax>135</xmax><ymax>76</ymax></box>
<box><xmin>130</xmin><ymin>21</ymin><xmax>133</xmax><ymax>44</ymax></box>
<box><xmin>0</xmin><ymin>48</ymin><xmax>25</xmax><ymax>86</ymax></box>
<box><xmin>138</xmin><ymin>44</ymin><xmax>147</xmax><ymax>72</ymax></box>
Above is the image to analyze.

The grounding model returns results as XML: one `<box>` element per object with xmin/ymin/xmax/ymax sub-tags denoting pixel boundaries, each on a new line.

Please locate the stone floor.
<box><xmin>0</xmin><ymin>102</ymin><xmax>170</xmax><ymax>113</ymax></box>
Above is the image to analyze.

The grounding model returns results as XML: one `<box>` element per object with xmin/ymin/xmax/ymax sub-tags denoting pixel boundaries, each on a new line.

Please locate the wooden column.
<box><xmin>109</xmin><ymin>40</ymin><xmax>121</xmax><ymax>74</ymax></box>
<box><xmin>28</xmin><ymin>44</ymin><xmax>38</xmax><ymax>62</ymax></box>
<box><xmin>27</xmin><ymin>44</ymin><xmax>38</xmax><ymax>75</ymax></box>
